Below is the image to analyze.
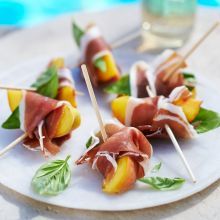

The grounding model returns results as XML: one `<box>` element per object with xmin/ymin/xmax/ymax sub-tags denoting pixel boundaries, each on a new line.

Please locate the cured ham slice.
<box><xmin>76</xmin><ymin>123</ymin><xmax>152</xmax><ymax>193</ymax></box>
<box><xmin>112</xmin><ymin>86</ymin><xmax>198</xmax><ymax>139</ymax></box>
<box><xmin>129</xmin><ymin>61</ymin><xmax>156</xmax><ymax>98</ymax></box>
<box><xmin>19</xmin><ymin>91</ymin><xmax>80</xmax><ymax>155</ymax></box>
<box><xmin>151</xmin><ymin>96</ymin><xmax>197</xmax><ymax>139</ymax></box>
<box><xmin>153</xmin><ymin>49</ymin><xmax>187</xmax><ymax>97</ymax></box>
<box><xmin>126</xmin><ymin>50</ymin><xmax>190</xmax><ymax>99</ymax></box>
<box><xmin>75</xmin><ymin>24</ymin><xmax>120</xmax><ymax>85</ymax></box>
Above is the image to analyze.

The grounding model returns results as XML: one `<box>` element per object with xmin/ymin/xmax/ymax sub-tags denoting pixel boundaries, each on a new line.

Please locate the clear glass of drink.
<box><xmin>140</xmin><ymin>0</ymin><xmax>197</xmax><ymax>51</ymax></box>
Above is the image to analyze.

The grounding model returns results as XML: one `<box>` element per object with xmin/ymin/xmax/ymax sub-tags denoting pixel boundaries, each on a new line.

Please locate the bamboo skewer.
<box><xmin>0</xmin><ymin>85</ymin><xmax>84</xmax><ymax>96</ymax></box>
<box><xmin>111</xmin><ymin>30</ymin><xmax>141</xmax><ymax>49</ymax></box>
<box><xmin>146</xmin><ymin>86</ymin><xmax>196</xmax><ymax>183</ymax></box>
<box><xmin>163</xmin><ymin>22</ymin><xmax>219</xmax><ymax>82</ymax></box>
<box><xmin>81</xmin><ymin>64</ymin><xmax>107</xmax><ymax>142</ymax></box>
<box><xmin>0</xmin><ymin>86</ymin><xmax>36</xmax><ymax>92</ymax></box>
<box><xmin>0</xmin><ymin>133</ymin><xmax>28</xmax><ymax>157</ymax></box>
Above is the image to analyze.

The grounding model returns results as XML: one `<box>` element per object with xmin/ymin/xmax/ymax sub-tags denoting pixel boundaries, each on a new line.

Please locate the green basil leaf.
<box><xmin>2</xmin><ymin>107</ymin><xmax>20</xmax><ymax>129</ymax></box>
<box><xmin>193</xmin><ymin>107</ymin><xmax>220</xmax><ymax>133</ymax></box>
<box><xmin>182</xmin><ymin>72</ymin><xmax>196</xmax><ymax>82</ymax></box>
<box><xmin>72</xmin><ymin>22</ymin><xmax>85</xmax><ymax>47</ymax></box>
<box><xmin>183</xmin><ymin>72</ymin><xmax>196</xmax><ymax>91</ymax></box>
<box><xmin>86</xmin><ymin>136</ymin><xmax>93</xmax><ymax>149</ymax></box>
<box><xmin>151</xmin><ymin>162</ymin><xmax>162</xmax><ymax>173</ymax></box>
<box><xmin>32</xmin><ymin>155</ymin><xmax>71</xmax><ymax>196</ymax></box>
<box><xmin>32</xmin><ymin>66</ymin><xmax>59</xmax><ymax>98</ymax></box>
<box><xmin>104</xmin><ymin>74</ymin><xmax>131</xmax><ymax>95</ymax></box>
<box><xmin>94</xmin><ymin>57</ymin><xmax>107</xmax><ymax>73</ymax></box>
<box><xmin>139</xmin><ymin>177</ymin><xmax>185</xmax><ymax>191</ymax></box>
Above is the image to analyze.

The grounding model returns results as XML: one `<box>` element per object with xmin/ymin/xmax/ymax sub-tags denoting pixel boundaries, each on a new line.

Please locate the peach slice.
<box><xmin>96</xmin><ymin>54</ymin><xmax>120</xmax><ymax>82</ymax></box>
<box><xmin>54</xmin><ymin>104</ymin><xmax>81</xmax><ymax>138</ymax></box>
<box><xmin>49</xmin><ymin>58</ymin><xmax>65</xmax><ymax>69</ymax></box>
<box><xmin>102</xmin><ymin>156</ymin><xmax>137</xmax><ymax>194</ymax></box>
<box><xmin>175</xmin><ymin>98</ymin><xmax>202</xmax><ymax>122</ymax></box>
<box><xmin>191</xmin><ymin>88</ymin><xmax>196</xmax><ymax>98</ymax></box>
<box><xmin>111</xmin><ymin>96</ymin><xmax>129</xmax><ymax>124</ymax></box>
<box><xmin>56</xmin><ymin>86</ymin><xmax>77</xmax><ymax>108</ymax></box>
<box><xmin>7</xmin><ymin>90</ymin><xmax>23</xmax><ymax>112</ymax></box>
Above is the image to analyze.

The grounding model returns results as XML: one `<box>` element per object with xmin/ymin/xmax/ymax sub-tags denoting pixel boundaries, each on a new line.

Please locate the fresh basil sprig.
<box><xmin>32</xmin><ymin>155</ymin><xmax>71</xmax><ymax>196</ymax></box>
<box><xmin>139</xmin><ymin>177</ymin><xmax>185</xmax><ymax>191</ymax></box>
<box><xmin>182</xmin><ymin>72</ymin><xmax>196</xmax><ymax>82</ymax></box>
<box><xmin>193</xmin><ymin>107</ymin><xmax>220</xmax><ymax>133</ymax></box>
<box><xmin>86</xmin><ymin>136</ymin><xmax>93</xmax><ymax>149</ymax></box>
<box><xmin>94</xmin><ymin>57</ymin><xmax>107</xmax><ymax>73</ymax></box>
<box><xmin>104</xmin><ymin>74</ymin><xmax>130</xmax><ymax>95</ymax></box>
<box><xmin>72</xmin><ymin>22</ymin><xmax>85</xmax><ymax>47</ymax></box>
<box><xmin>183</xmin><ymin>72</ymin><xmax>196</xmax><ymax>91</ymax></box>
<box><xmin>31</xmin><ymin>66</ymin><xmax>59</xmax><ymax>99</ymax></box>
<box><xmin>2</xmin><ymin>107</ymin><xmax>20</xmax><ymax>129</ymax></box>
<box><xmin>151</xmin><ymin>162</ymin><xmax>162</xmax><ymax>173</ymax></box>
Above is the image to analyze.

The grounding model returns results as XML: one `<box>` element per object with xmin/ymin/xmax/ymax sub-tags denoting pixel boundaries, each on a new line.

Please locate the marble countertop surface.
<box><xmin>0</xmin><ymin>4</ymin><xmax>220</xmax><ymax>220</ymax></box>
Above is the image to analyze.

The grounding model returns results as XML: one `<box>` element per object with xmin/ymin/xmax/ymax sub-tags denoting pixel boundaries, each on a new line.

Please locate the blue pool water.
<box><xmin>0</xmin><ymin>0</ymin><xmax>219</xmax><ymax>26</ymax></box>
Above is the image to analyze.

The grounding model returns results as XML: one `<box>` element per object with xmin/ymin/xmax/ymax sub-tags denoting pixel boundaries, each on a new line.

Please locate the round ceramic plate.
<box><xmin>0</xmin><ymin>54</ymin><xmax>219</xmax><ymax>211</ymax></box>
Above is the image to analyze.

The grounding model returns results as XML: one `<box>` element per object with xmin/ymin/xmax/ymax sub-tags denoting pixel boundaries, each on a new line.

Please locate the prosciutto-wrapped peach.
<box><xmin>73</xmin><ymin>22</ymin><xmax>120</xmax><ymax>86</ymax></box>
<box><xmin>111</xmin><ymin>86</ymin><xmax>201</xmax><ymax>139</ymax></box>
<box><xmin>3</xmin><ymin>91</ymin><xmax>81</xmax><ymax>156</ymax></box>
<box><xmin>105</xmin><ymin>49</ymin><xmax>196</xmax><ymax>98</ymax></box>
<box><xmin>76</xmin><ymin>123</ymin><xmax>152</xmax><ymax>194</ymax></box>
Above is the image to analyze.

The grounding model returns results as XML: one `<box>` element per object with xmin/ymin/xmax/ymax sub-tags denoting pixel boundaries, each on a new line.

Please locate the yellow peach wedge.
<box><xmin>111</xmin><ymin>96</ymin><xmax>129</xmax><ymax>124</ymax></box>
<box><xmin>7</xmin><ymin>90</ymin><xmax>23</xmax><ymax>112</ymax></box>
<box><xmin>57</xmin><ymin>86</ymin><xmax>77</xmax><ymax>108</ymax></box>
<box><xmin>175</xmin><ymin>98</ymin><xmax>202</xmax><ymax>122</ymax></box>
<box><xmin>191</xmin><ymin>88</ymin><xmax>196</xmax><ymax>98</ymax></box>
<box><xmin>96</xmin><ymin>54</ymin><xmax>120</xmax><ymax>82</ymax></box>
<box><xmin>49</xmin><ymin>58</ymin><xmax>65</xmax><ymax>69</ymax></box>
<box><xmin>102</xmin><ymin>156</ymin><xmax>137</xmax><ymax>194</ymax></box>
<box><xmin>54</xmin><ymin>104</ymin><xmax>81</xmax><ymax>138</ymax></box>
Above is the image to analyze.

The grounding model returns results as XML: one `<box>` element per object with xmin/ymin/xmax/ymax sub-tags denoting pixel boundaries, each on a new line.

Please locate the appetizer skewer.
<box><xmin>111</xmin><ymin>86</ymin><xmax>201</xmax><ymax>139</ymax></box>
<box><xmin>106</xmin><ymin>22</ymin><xmax>219</xmax><ymax>98</ymax></box>
<box><xmin>0</xmin><ymin>91</ymin><xmax>81</xmax><ymax>156</ymax></box>
<box><xmin>0</xmin><ymin>59</ymin><xmax>82</xmax><ymax>157</ymax></box>
<box><xmin>78</xmin><ymin>64</ymin><xmax>152</xmax><ymax>193</ymax></box>
<box><xmin>73</xmin><ymin>22</ymin><xmax>120</xmax><ymax>86</ymax></box>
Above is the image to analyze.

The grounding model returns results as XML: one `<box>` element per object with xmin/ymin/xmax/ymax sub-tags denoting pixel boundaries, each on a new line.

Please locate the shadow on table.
<box><xmin>0</xmin><ymin>179</ymin><xmax>220</xmax><ymax>220</ymax></box>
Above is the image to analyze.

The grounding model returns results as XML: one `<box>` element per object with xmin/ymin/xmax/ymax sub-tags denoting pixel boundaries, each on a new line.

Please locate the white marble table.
<box><xmin>0</xmin><ymin>4</ymin><xmax>220</xmax><ymax>220</ymax></box>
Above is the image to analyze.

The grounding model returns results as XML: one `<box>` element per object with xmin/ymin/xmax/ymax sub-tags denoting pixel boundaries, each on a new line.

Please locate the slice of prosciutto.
<box><xmin>117</xmin><ymin>86</ymin><xmax>197</xmax><ymax>139</ymax></box>
<box><xmin>128</xmin><ymin>50</ymin><xmax>188</xmax><ymax>98</ymax></box>
<box><xmin>78</xmin><ymin>24</ymin><xmax>120</xmax><ymax>85</ymax></box>
<box><xmin>76</xmin><ymin>123</ymin><xmax>152</xmax><ymax>192</ymax></box>
<box><xmin>18</xmin><ymin>91</ymin><xmax>79</xmax><ymax>155</ymax></box>
<box><xmin>153</xmin><ymin>49</ymin><xmax>187</xmax><ymax>97</ymax></box>
<box><xmin>129</xmin><ymin>61</ymin><xmax>156</xmax><ymax>98</ymax></box>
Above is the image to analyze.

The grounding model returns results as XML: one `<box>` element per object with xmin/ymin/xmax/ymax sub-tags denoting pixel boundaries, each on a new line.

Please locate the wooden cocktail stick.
<box><xmin>0</xmin><ymin>85</ymin><xmax>84</xmax><ymax>96</ymax></box>
<box><xmin>0</xmin><ymin>133</ymin><xmax>28</xmax><ymax>157</ymax></box>
<box><xmin>81</xmin><ymin>64</ymin><xmax>107</xmax><ymax>142</ymax></box>
<box><xmin>163</xmin><ymin>22</ymin><xmax>219</xmax><ymax>82</ymax></box>
<box><xmin>0</xmin><ymin>86</ymin><xmax>36</xmax><ymax>92</ymax></box>
<box><xmin>111</xmin><ymin>30</ymin><xmax>141</xmax><ymax>49</ymax></box>
<box><xmin>146</xmin><ymin>86</ymin><xmax>196</xmax><ymax>183</ymax></box>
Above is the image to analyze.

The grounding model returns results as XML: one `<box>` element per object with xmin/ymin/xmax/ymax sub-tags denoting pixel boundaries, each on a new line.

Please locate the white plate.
<box><xmin>0</xmin><ymin>55</ymin><xmax>220</xmax><ymax>211</ymax></box>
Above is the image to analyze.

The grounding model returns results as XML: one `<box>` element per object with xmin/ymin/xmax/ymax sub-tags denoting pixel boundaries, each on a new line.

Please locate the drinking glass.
<box><xmin>140</xmin><ymin>0</ymin><xmax>197</xmax><ymax>51</ymax></box>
